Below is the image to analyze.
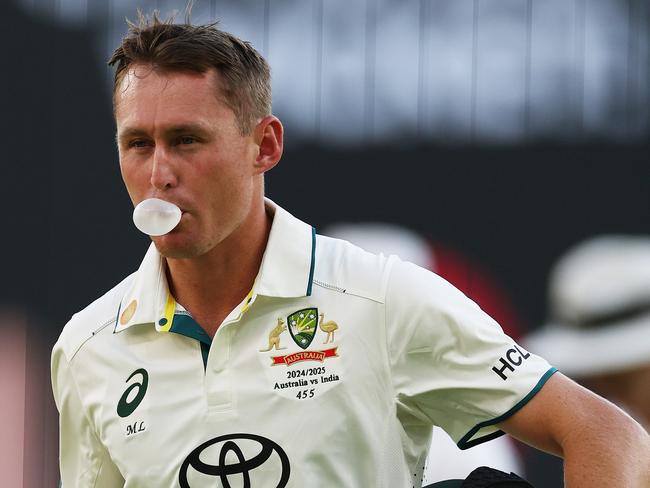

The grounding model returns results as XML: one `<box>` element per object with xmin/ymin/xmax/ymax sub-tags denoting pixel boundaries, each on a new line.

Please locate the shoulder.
<box><xmin>386</xmin><ymin>257</ymin><xmax>481</xmax><ymax>314</ymax></box>
<box><xmin>53</xmin><ymin>273</ymin><xmax>136</xmax><ymax>362</ymax></box>
<box><xmin>314</xmin><ymin>233</ymin><xmax>396</xmax><ymax>303</ymax></box>
<box><xmin>385</xmin><ymin>257</ymin><xmax>504</xmax><ymax>342</ymax></box>
<box><xmin>313</xmin><ymin>233</ymin><xmax>460</xmax><ymax>305</ymax></box>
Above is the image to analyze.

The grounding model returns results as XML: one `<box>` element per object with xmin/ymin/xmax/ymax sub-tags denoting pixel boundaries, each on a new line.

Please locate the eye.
<box><xmin>178</xmin><ymin>136</ymin><xmax>196</xmax><ymax>145</ymax></box>
<box><xmin>129</xmin><ymin>139</ymin><xmax>150</xmax><ymax>149</ymax></box>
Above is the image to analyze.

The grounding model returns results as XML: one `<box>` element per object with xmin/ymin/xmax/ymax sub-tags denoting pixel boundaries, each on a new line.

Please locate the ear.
<box><xmin>253</xmin><ymin>115</ymin><xmax>283</xmax><ymax>174</ymax></box>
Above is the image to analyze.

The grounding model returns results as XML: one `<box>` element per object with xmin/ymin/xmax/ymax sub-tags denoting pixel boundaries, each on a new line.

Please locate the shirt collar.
<box><xmin>114</xmin><ymin>198</ymin><xmax>316</xmax><ymax>333</ymax></box>
<box><xmin>255</xmin><ymin>199</ymin><xmax>316</xmax><ymax>298</ymax></box>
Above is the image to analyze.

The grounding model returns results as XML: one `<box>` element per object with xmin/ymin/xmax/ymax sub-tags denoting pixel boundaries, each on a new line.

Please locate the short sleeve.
<box><xmin>51</xmin><ymin>340</ymin><xmax>125</xmax><ymax>487</ymax></box>
<box><xmin>385</xmin><ymin>260</ymin><xmax>556</xmax><ymax>449</ymax></box>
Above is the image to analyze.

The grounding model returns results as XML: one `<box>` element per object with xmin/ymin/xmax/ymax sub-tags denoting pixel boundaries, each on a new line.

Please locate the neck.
<box><xmin>164</xmin><ymin>197</ymin><xmax>272</xmax><ymax>335</ymax></box>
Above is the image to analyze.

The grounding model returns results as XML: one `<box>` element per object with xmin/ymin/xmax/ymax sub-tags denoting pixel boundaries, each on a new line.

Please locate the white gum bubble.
<box><xmin>132</xmin><ymin>198</ymin><xmax>182</xmax><ymax>236</ymax></box>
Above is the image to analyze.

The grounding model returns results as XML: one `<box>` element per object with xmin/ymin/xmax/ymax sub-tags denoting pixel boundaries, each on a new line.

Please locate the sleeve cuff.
<box><xmin>456</xmin><ymin>367</ymin><xmax>558</xmax><ymax>450</ymax></box>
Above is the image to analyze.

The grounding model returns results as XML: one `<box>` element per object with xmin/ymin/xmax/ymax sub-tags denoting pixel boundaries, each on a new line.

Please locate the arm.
<box><xmin>51</xmin><ymin>344</ymin><xmax>125</xmax><ymax>487</ymax></box>
<box><xmin>498</xmin><ymin>372</ymin><xmax>650</xmax><ymax>487</ymax></box>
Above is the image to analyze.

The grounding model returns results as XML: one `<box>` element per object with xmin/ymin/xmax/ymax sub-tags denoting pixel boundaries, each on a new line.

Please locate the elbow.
<box><xmin>561</xmin><ymin>404</ymin><xmax>650</xmax><ymax>485</ymax></box>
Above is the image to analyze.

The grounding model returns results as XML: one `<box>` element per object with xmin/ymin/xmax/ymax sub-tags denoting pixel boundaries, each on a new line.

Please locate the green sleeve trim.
<box><xmin>457</xmin><ymin>367</ymin><xmax>558</xmax><ymax>450</ymax></box>
<box><xmin>306</xmin><ymin>227</ymin><xmax>316</xmax><ymax>296</ymax></box>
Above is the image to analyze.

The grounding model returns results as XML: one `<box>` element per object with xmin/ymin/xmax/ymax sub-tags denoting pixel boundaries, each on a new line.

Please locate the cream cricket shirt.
<box><xmin>51</xmin><ymin>201</ymin><xmax>555</xmax><ymax>488</ymax></box>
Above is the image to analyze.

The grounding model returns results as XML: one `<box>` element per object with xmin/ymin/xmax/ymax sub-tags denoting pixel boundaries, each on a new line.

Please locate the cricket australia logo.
<box><xmin>258</xmin><ymin>309</ymin><xmax>341</xmax><ymax>367</ymax></box>
<box><xmin>287</xmin><ymin>308</ymin><xmax>318</xmax><ymax>349</ymax></box>
<box><xmin>258</xmin><ymin>309</ymin><xmax>343</xmax><ymax>399</ymax></box>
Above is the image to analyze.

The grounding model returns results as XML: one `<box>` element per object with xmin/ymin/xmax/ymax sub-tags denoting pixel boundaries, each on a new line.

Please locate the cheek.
<box><xmin>201</xmin><ymin>169</ymin><xmax>252</xmax><ymax>219</ymax></box>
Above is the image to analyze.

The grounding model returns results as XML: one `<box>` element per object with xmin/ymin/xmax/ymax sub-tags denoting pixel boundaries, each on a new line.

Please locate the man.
<box><xmin>51</xmin><ymin>15</ymin><xmax>650</xmax><ymax>487</ymax></box>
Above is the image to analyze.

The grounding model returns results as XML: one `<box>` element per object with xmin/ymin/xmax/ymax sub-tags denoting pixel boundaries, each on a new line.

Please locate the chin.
<box><xmin>152</xmin><ymin>233</ymin><xmax>205</xmax><ymax>259</ymax></box>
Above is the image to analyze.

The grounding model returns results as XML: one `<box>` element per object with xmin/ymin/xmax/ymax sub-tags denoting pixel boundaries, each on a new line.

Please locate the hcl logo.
<box><xmin>491</xmin><ymin>345</ymin><xmax>531</xmax><ymax>380</ymax></box>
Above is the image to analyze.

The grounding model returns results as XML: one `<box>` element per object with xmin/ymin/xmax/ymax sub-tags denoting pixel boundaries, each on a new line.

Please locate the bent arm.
<box><xmin>498</xmin><ymin>372</ymin><xmax>650</xmax><ymax>487</ymax></box>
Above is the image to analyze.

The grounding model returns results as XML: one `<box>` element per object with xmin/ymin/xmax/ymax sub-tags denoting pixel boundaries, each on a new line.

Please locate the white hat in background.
<box><xmin>323</xmin><ymin>222</ymin><xmax>434</xmax><ymax>269</ymax></box>
<box><xmin>524</xmin><ymin>235</ymin><xmax>650</xmax><ymax>377</ymax></box>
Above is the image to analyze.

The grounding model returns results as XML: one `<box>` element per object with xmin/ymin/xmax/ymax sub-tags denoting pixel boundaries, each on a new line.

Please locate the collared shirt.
<box><xmin>51</xmin><ymin>200</ymin><xmax>555</xmax><ymax>487</ymax></box>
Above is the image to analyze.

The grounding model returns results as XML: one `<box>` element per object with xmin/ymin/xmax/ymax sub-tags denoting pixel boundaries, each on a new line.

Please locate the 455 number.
<box><xmin>295</xmin><ymin>388</ymin><xmax>315</xmax><ymax>400</ymax></box>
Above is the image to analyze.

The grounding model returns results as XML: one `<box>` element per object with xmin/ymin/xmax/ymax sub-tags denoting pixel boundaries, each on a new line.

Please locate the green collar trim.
<box><xmin>169</xmin><ymin>314</ymin><xmax>211</xmax><ymax>346</ymax></box>
<box><xmin>306</xmin><ymin>226</ymin><xmax>316</xmax><ymax>296</ymax></box>
<box><xmin>169</xmin><ymin>313</ymin><xmax>211</xmax><ymax>369</ymax></box>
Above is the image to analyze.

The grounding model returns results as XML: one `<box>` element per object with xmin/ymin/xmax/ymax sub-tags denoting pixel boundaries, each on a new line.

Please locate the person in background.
<box><xmin>526</xmin><ymin>235</ymin><xmax>650</xmax><ymax>429</ymax></box>
<box><xmin>523</xmin><ymin>235</ymin><xmax>650</xmax><ymax>486</ymax></box>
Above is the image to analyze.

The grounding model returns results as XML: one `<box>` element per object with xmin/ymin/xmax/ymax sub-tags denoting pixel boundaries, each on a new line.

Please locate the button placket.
<box><xmin>203</xmin><ymin>291</ymin><xmax>257</xmax><ymax>411</ymax></box>
<box><xmin>205</xmin><ymin>324</ymin><xmax>233</xmax><ymax>409</ymax></box>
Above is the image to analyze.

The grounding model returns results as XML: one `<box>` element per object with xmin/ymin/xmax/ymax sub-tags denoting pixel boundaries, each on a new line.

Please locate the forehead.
<box><xmin>114</xmin><ymin>65</ymin><xmax>231</xmax><ymax>125</ymax></box>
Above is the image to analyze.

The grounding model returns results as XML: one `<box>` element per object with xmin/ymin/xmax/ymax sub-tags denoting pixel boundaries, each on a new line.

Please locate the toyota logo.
<box><xmin>179</xmin><ymin>433</ymin><xmax>290</xmax><ymax>487</ymax></box>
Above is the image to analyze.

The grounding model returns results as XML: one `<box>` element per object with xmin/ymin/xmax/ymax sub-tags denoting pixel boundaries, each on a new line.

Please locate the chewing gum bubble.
<box><xmin>132</xmin><ymin>198</ymin><xmax>182</xmax><ymax>236</ymax></box>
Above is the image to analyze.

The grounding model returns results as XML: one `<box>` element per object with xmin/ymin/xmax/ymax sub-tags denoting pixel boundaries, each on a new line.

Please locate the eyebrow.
<box><xmin>116</xmin><ymin>124</ymin><xmax>211</xmax><ymax>144</ymax></box>
<box><xmin>116</xmin><ymin>127</ymin><xmax>147</xmax><ymax>144</ymax></box>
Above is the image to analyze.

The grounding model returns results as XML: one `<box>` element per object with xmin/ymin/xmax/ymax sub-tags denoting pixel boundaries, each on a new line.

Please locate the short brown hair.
<box><xmin>108</xmin><ymin>12</ymin><xmax>271</xmax><ymax>134</ymax></box>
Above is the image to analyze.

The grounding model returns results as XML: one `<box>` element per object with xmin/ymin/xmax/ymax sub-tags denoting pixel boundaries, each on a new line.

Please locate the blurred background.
<box><xmin>1</xmin><ymin>0</ymin><xmax>648</xmax><ymax>485</ymax></box>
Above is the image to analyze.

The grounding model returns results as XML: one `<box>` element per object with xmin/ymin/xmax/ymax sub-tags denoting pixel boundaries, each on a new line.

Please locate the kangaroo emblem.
<box><xmin>260</xmin><ymin>318</ymin><xmax>287</xmax><ymax>352</ymax></box>
<box><xmin>319</xmin><ymin>313</ymin><xmax>339</xmax><ymax>344</ymax></box>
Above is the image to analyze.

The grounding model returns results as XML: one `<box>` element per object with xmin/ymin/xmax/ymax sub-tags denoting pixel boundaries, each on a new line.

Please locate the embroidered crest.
<box><xmin>258</xmin><ymin>308</ymin><xmax>344</xmax><ymax>400</ymax></box>
<box><xmin>287</xmin><ymin>308</ymin><xmax>318</xmax><ymax>349</ymax></box>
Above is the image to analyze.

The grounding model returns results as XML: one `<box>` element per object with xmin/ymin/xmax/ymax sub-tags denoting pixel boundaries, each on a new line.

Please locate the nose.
<box><xmin>150</xmin><ymin>146</ymin><xmax>178</xmax><ymax>191</ymax></box>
